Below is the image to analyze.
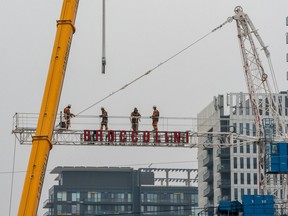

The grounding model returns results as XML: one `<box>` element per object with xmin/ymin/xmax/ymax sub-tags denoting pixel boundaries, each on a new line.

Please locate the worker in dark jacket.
<box><xmin>130</xmin><ymin>107</ymin><xmax>141</xmax><ymax>131</ymax></box>
<box><xmin>99</xmin><ymin>107</ymin><xmax>108</xmax><ymax>130</ymax></box>
<box><xmin>64</xmin><ymin>104</ymin><xmax>75</xmax><ymax>129</ymax></box>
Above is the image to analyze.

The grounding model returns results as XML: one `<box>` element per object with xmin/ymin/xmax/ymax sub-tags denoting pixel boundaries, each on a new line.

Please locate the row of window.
<box><xmin>56</xmin><ymin>191</ymin><xmax>132</xmax><ymax>202</ymax></box>
<box><xmin>141</xmin><ymin>193</ymin><xmax>198</xmax><ymax>204</ymax></box>
<box><xmin>55</xmin><ymin>191</ymin><xmax>198</xmax><ymax>204</ymax></box>
<box><xmin>54</xmin><ymin>204</ymin><xmax>132</xmax><ymax>215</ymax></box>
<box><xmin>233</xmin><ymin>172</ymin><xmax>257</xmax><ymax>185</ymax></box>
<box><xmin>232</xmin><ymin>122</ymin><xmax>256</xmax><ymax>136</ymax></box>
<box><xmin>233</xmin><ymin>157</ymin><xmax>258</xmax><ymax>169</ymax></box>
<box><xmin>231</xmin><ymin>95</ymin><xmax>288</xmax><ymax>117</ymax></box>
<box><xmin>52</xmin><ymin>204</ymin><xmax>196</xmax><ymax>216</ymax></box>
<box><xmin>233</xmin><ymin>142</ymin><xmax>257</xmax><ymax>154</ymax></box>
<box><xmin>141</xmin><ymin>205</ymin><xmax>196</xmax><ymax>215</ymax></box>
<box><xmin>232</xmin><ymin>121</ymin><xmax>288</xmax><ymax>136</ymax></box>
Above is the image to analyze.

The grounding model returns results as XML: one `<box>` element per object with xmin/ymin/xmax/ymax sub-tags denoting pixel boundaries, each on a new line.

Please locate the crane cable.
<box><xmin>101</xmin><ymin>0</ymin><xmax>106</xmax><ymax>74</ymax></box>
<box><xmin>8</xmin><ymin>136</ymin><xmax>17</xmax><ymax>216</ymax></box>
<box><xmin>76</xmin><ymin>17</ymin><xmax>233</xmax><ymax>116</ymax></box>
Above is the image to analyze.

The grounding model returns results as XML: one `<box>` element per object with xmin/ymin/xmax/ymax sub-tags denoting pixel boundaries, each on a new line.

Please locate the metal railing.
<box><xmin>12</xmin><ymin>113</ymin><xmax>238</xmax><ymax>147</ymax></box>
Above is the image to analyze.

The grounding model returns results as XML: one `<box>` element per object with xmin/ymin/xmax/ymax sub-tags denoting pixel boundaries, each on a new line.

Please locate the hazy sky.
<box><xmin>1</xmin><ymin>0</ymin><xmax>288</xmax><ymax>215</ymax></box>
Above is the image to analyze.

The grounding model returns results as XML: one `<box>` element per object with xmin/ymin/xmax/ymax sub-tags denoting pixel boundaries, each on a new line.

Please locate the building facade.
<box><xmin>43</xmin><ymin>166</ymin><xmax>198</xmax><ymax>216</ymax></box>
<box><xmin>197</xmin><ymin>91</ymin><xmax>288</xmax><ymax>215</ymax></box>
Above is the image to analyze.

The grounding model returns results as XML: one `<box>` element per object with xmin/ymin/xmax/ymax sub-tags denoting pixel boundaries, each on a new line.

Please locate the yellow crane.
<box><xmin>18</xmin><ymin>0</ymin><xmax>79</xmax><ymax>215</ymax></box>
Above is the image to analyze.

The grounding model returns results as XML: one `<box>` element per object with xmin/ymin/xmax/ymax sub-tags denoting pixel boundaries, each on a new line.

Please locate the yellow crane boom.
<box><xmin>18</xmin><ymin>0</ymin><xmax>79</xmax><ymax>215</ymax></box>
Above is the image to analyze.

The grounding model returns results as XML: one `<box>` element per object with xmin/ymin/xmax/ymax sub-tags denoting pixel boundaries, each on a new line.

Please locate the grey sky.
<box><xmin>1</xmin><ymin>0</ymin><xmax>288</xmax><ymax>215</ymax></box>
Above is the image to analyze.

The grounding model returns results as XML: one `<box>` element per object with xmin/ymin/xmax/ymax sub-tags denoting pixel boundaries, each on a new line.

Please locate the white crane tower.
<box><xmin>233</xmin><ymin>5</ymin><xmax>288</xmax><ymax>207</ymax></box>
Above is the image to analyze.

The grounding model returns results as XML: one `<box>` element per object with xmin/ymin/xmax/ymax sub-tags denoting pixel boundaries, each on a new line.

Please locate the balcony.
<box><xmin>43</xmin><ymin>212</ymin><xmax>52</xmax><ymax>216</ymax></box>
<box><xmin>217</xmin><ymin>148</ymin><xmax>230</xmax><ymax>158</ymax></box>
<box><xmin>217</xmin><ymin>163</ymin><xmax>230</xmax><ymax>173</ymax></box>
<box><xmin>203</xmin><ymin>185</ymin><xmax>213</xmax><ymax>197</ymax></box>
<box><xmin>203</xmin><ymin>155</ymin><xmax>212</xmax><ymax>167</ymax></box>
<box><xmin>43</xmin><ymin>199</ymin><xmax>54</xmax><ymax>208</ymax></box>
<box><xmin>84</xmin><ymin>198</ymin><xmax>132</xmax><ymax>205</ymax></box>
<box><xmin>141</xmin><ymin>198</ymin><xmax>192</xmax><ymax>205</ymax></box>
<box><xmin>217</xmin><ymin>179</ymin><xmax>231</xmax><ymax>188</ymax></box>
<box><xmin>203</xmin><ymin>170</ymin><xmax>213</xmax><ymax>182</ymax></box>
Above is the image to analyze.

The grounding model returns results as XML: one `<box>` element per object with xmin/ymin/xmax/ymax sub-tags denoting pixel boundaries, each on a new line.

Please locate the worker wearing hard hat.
<box><xmin>99</xmin><ymin>107</ymin><xmax>108</xmax><ymax>130</ymax></box>
<box><xmin>130</xmin><ymin>107</ymin><xmax>141</xmax><ymax>131</ymax></box>
<box><xmin>64</xmin><ymin>104</ymin><xmax>75</xmax><ymax>129</ymax></box>
<box><xmin>150</xmin><ymin>105</ymin><xmax>159</xmax><ymax>132</ymax></box>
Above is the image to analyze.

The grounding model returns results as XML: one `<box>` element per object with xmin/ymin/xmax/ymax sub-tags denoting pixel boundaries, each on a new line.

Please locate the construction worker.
<box><xmin>150</xmin><ymin>105</ymin><xmax>159</xmax><ymax>132</ymax></box>
<box><xmin>130</xmin><ymin>107</ymin><xmax>141</xmax><ymax>131</ymax></box>
<box><xmin>63</xmin><ymin>104</ymin><xmax>75</xmax><ymax>129</ymax></box>
<box><xmin>99</xmin><ymin>107</ymin><xmax>108</xmax><ymax>130</ymax></box>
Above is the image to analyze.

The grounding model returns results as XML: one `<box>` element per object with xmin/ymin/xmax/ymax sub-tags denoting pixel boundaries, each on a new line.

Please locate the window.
<box><xmin>247</xmin><ymin>173</ymin><xmax>251</xmax><ymax>184</ymax></box>
<box><xmin>247</xmin><ymin>158</ymin><xmax>251</xmax><ymax>169</ymax></box>
<box><xmin>253</xmin><ymin>124</ymin><xmax>256</xmax><ymax>136</ymax></box>
<box><xmin>191</xmin><ymin>193</ymin><xmax>198</xmax><ymax>206</ymax></box>
<box><xmin>72</xmin><ymin>192</ymin><xmax>80</xmax><ymax>202</ymax></box>
<box><xmin>254</xmin><ymin>173</ymin><xmax>257</xmax><ymax>185</ymax></box>
<box><xmin>147</xmin><ymin>193</ymin><xmax>158</xmax><ymax>202</ymax></box>
<box><xmin>241</xmin><ymin>188</ymin><xmax>245</xmax><ymax>198</ymax></box>
<box><xmin>239</xmin><ymin>102</ymin><xmax>243</xmax><ymax>115</ymax></box>
<box><xmin>233</xmin><ymin>123</ymin><xmax>237</xmax><ymax>132</ymax></box>
<box><xmin>271</xmin><ymin>144</ymin><xmax>278</xmax><ymax>154</ymax></box>
<box><xmin>240</xmin><ymin>123</ymin><xmax>243</xmax><ymax>134</ymax></box>
<box><xmin>57</xmin><ymin>205</ymin><xmax>62</xmax><ymax>215</ymax></box>
<box><xmin>115</xmin><ymin>205</ymin><xmax>125</xmax><ymax>212</ymax></box>
<box><xmin>88</xmin><ymin>192</ymin><xmax>101</xmax><ymax>202</ymax></box>
<box><xmin>72</xmin><ymin>204</ymin><xmax>80</xmax><ymax>214</ymax></box>
<box><xmin>87</xmin><ymin>205</ymin><xmax>94</xmax><ymax>214</ymax></box>
<box><xmin>127</xmin><ymin>193</ymin><xmax>132</xmax><ymax>202</ymax></box>
<box><xmin>253</xmin><ymin>143</ymin><xmax>257</xmax><ymax>153</ymax></box>
<box><xmin>234</xmin><ymin>157</ymin><xmax>237</xmax><ymax>169</ymax></box>
<box><xmin>246</xmin><ymin>123</ymin><xmax>250</xmax><ymax>135</ymax></box>
<box><xmin>240</xmin><ymin>157</ymin><xmax>244</xmax><ymax>169</ymax></box>
<box><xmin>170</xmin><ymin>193</ymin><xmax>184</xmax><ymax>203</ymax></box>
<box><xmin>254</xmin><ymin>189</ymin><xmax>258</xmax><ymax>195</ymax></box>
<box><xmin>147</xmin><ymin>205</ymin><xmax>158</xmax><ymax>214</ymax></box>
<box><xmin>234</xmin><ymin>189</ymin><xmax>238</xmax><ymax>200</ymax></box>
<box><xmin>246</xmin><ymin>143</ymin><xmax>250</xmax><ymax>153</ymax></box>
<box><xmin>233</xmin><ymin>145</ymin><xmax>237</xmax><ymax>153</ymax></box>
<box><xmin>253</xmin><ymin>158</ymin><xmax>257</xmax><ymax>169</ymax></box>
<box><xmin>241</xmin><ymin>173</ymin><xmax>244</xmax><ymax>184</ymax></box>
<box><xmin>234</xmin><ymin>173</ymin><xmax>238</xmax><ymax>184</ymax></box>
<box><xmin>114</xmin><ymin>192</ymin><xmax>125</xmax><ymax>202</ymax></box>
<box><xmin>240</xmin><ymin>145</ymin><xmax>243</xmax><ymax>153</ymax></box>
<box><xmin>259</xmin><ymin>98</ymin><xmax>263</xmax><ymax>115</ymax></box>
<box><xmin>245</xmin><ymin>100</ymin><xmax>250</xmax><ymax>115</ymax></box>
<box><xmin>57</xmin><ymin>191</ymin><xmax>67</xmax><ymax>201</ymax></box>
<box><xmin>265</xmin><ymin>98</ymin><xmax>270</xmax><ymax>116</ymax></box>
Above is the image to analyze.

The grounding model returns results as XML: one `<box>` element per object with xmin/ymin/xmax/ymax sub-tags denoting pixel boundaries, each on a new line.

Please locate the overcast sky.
<box><xmin>1</xmin><ymin>0</ymin><xmax>288</xmax><ymax>215</ymax></box>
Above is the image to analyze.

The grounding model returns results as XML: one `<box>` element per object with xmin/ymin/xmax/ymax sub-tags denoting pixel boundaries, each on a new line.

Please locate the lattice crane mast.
<box><xmin>232</xmin><ymin>6</ymin><xmax>286</xmax><ymax>199</ymax></box>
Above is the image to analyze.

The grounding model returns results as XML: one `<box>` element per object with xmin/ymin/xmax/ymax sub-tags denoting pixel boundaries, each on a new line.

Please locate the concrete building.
<box><xmin>197</xmin><ymin>91</ymin><xmax>288</xmax><ymax>215</ymax></box>
<box><xmin>43</xmin><ymin>166</ymin><xmax>198</xmax><ymax>216</ymax></box>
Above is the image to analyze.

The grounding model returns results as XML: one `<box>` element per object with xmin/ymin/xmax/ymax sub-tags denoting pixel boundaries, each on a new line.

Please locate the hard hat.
<box><xmin>68</xmin><ymin>104</ymin><xmax>71</xmax><ymax>108</ymax></box>
<box><xmin>153</xmin><ymin>105</ymin><xmax>156</xmax><ymax>108</ymax></box>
